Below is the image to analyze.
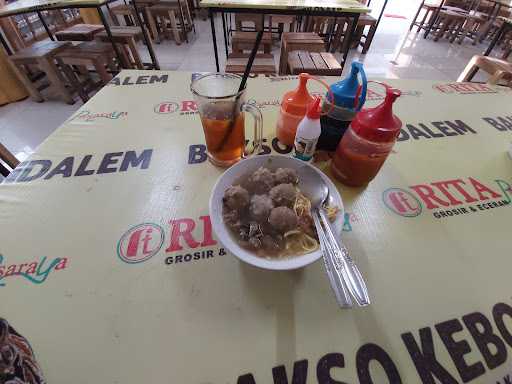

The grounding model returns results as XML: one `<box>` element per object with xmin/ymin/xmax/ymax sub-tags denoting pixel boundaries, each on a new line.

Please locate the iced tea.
<box><xmin>200</xmin><ymin>101</ymin><xmax>245</xmax><ymax>166</ymax></box>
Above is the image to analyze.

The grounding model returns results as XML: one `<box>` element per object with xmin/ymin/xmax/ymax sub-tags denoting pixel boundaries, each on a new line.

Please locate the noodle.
<box><xmin>279</xmin><ymin>190</ymin><xmax>339</xmax><ymax>257</ymax></box>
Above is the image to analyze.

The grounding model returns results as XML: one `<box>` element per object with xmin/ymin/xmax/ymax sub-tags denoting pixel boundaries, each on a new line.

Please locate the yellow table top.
<box><xmin>1</xmin><ymin>71</ymin><xmax>512</xmax><ymax>384</ymax></box>
<box><xmin>0</xmin><ymin>0</ymin><xmax>107</xmax><ymax>17</ymax></box>
<box><xmin>200</xmin><ymin>0</ymin><xmax>370</xmax><ymax>13</ymax></box>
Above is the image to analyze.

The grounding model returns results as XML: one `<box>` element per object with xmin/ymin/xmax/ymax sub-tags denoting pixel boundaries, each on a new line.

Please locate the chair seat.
<box><xmin>10</xmin><ymin>41</ymin><xmax>71</xmax><ymax>60</ymax></box>
<box><xmin>96</xmin><ymin>26</ymin><xmax>143</xmax><ymax>41</ymax></box>
<box><xmin>55</xmin><ymin>24</ymin><xmax>105</xmax><ymax>41</ymax></box>
<box><xmin>232</xmin><ymin>31</ymin><xmax>272</xmax><ymax>43</ymax></box>
<box><xmin>288</xmin><ymin>50</ymin><xmax>342</xmax><ymax>76</ymax></box>
<box><xmin>226</xmin><ymin>53</ymin><xmax>276</xmax><ymax>74</ymax></box>
<box><xmin>110</xmin><ymin>4</ymin><xmax>135</xmax><ymax>14</ymax></box>
<box><xmin>56</xmin><ymin>42</ymin><xmax>114</xmax><ymax>59</ymax></box>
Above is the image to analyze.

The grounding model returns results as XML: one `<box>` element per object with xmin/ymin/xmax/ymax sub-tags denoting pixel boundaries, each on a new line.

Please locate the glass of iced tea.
<box><xmin>191</xmin><ymin>73</ymin><xmax>263</xmax><ymax>167</ymax></box>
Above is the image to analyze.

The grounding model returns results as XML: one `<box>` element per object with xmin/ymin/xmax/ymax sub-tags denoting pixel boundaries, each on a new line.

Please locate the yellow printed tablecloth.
<box><xmin>1</xmin><ymin>71</ymin><xmax>512</xmax><ymax>384</ymax></box>
<box><xmin>199</xmin><ymin>0</ymin><xmax>370</xmax><ymax>12</ymax></box>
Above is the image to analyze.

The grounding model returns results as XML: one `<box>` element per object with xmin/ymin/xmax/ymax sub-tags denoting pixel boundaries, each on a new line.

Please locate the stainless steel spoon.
<box><xmin>297</xmin><ymin>165</ymin><xmax>371</xmax><ymax>307</ymax></box>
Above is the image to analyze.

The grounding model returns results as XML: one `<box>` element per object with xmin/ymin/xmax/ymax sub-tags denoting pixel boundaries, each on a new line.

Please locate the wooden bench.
<box><xmin>458</xmin><ymin>55</ymin><xmax>512</xmax><ymax>86</ymax></box>
<box><xmin>225</xmin><ymin>53</ymin><xmax>276</xmax><ymax>74</ymax></box>
<box><xmin>288</xmin><ymin>50</ymin><xmax>342</xmax><ymax>76</ymax></box>
<box><xmin>9</xmin><ymin>40</ymin><xmax>74</xmax><ymax>104</ymax></box>
<box><xmin>55</xmin><ymin>42</ymin><xmax>118</xmax><ymax>102</ymax></box>
<box><xmin>231</xmin><ymin>31</ymin><xmax>273</xmax><ymax>54</ymax></box>
<box><xmin>55</xmin><ymin>23</ymin><xmax>105</xmax><ymax>41</ymax></box>
<box><xmin>96</xmin><ymin>26</ymin><xmax>151</xmax><ymax>69</ymax></box>
<box><xmin>279</xmin><ymin>32</ymin><xmax>325</xmax><ymax>75</ymax></box>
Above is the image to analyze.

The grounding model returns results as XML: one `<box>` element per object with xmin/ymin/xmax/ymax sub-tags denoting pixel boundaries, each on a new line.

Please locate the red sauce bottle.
<box><xmin>331</xmin><ymin>85</ymin><xmax>402</xmax><ymax>187</ymax></box>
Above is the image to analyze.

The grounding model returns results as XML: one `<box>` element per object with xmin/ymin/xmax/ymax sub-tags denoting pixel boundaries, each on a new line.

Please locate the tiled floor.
<box><xmin>0</xmin><ymin>0</ymin><xmax>501</xmax><ymax>162</ymax></box>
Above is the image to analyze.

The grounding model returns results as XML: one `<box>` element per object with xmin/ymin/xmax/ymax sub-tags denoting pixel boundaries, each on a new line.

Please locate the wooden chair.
<box><xmin>225</xmin><ymin>53</ymin><xmax>276</xmax><ymax>74</ymax></box>
<box><xmin>235</xmin><ymin>13</ymin><xmax>264</xmax><ymax>32</ymax></box>
<box><xmin>457</xmin><ymin>11</ymin><xmax>488</xmax><ymax>44</ymax></box>
<box><xmin>433</xmin><ymin>10</ymin><xmax>468</xmax><ymax>42</ymax></box>
<box><xmin>269</xmin><ymin>15</ymin><xmax>296</xmax><ymax>39</ymax></box>
<box><xmin>410</xmin><ymin>1</ymin><xmax>443</xmax><ymax>32</ymax></box>
<box><xmin>288</xmin><ymin>50</ymin><xmax>342</xmax><ymax>76</ymax></box>
<box><xmin>96</xmin><ymin>26</ymin><xmax>150</xmax><ymax>69</ymax></box>
<box><xmin>458</xmin><ymin>55</ymin><xmax>512</xmax><ymax>86</ymax></box>
<box><xmin>109</xmin><ymin>2</ymin><xmax>160</xmax><ymax>41</ymax></box>
<box><xmin>0</xmin><ymin>143</ymin><xmax>19</xmax><ymax>177</ymax></box>
<box><xmin>8</xmin><ymin>40</ymin><xmax>74</xmax><ymax>104</ymax></box>
<box><xmin>147</xmin><ymin>4</ymin><xmax>183</xmax><ymax>44</ymax></box>
<box><xmin>305</xmin><ymin>16</ymin><xmax>335</xmax><ymax>36</ymax></box>
<box><xmin>231</xmin><ymin>32</ymin><xmax>273</xmax><ymax>54</ymax></box>
<box><xmin>55</xmin><ymin>42</ymin><xmax>118</xmax><ymax>102</ymax></box>
<box><xmin>279</xmin><ymin>32</ymin><xmax>325</xmax><ymax>75</ymax></box>
<box><xmin>147</xmin><ymin>1</ymin><xmax>194</xmax><ymax>43</ymax></box>
<box><xmin>55</xmin><ymin>23</ymin><xmax>105</xmax><ymax>41</ymax></box>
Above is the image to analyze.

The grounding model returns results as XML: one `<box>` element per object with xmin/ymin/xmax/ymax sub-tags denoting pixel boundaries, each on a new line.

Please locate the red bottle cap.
<box><xmin>281</xmin><ymin>73</ymin><xmax>314</xmax><ymax>115</ymax></box>
<box><xmin>306</xmin><ymin>97</ymin><xmax>322</xmax><ymax>119</ymax></box>
<box><xmin>351</xmin><ymin>86</ymin><xmax>402</xmax><ymax>143</ymax></box>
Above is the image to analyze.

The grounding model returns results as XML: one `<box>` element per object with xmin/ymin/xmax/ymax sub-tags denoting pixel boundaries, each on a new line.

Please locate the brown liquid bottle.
<box><xmin>331</xmin><ymin>84</ymin><xmax>402</xmax><ymax>187</ymax></box>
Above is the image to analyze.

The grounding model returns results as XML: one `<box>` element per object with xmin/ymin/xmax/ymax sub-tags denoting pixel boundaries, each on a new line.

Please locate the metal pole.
<box><xmin>209</xmin><ymin>8</ymin><xmax>220</xmax><ymax>72</ymax></box>
<box><xmin>341</xmin><ymin>13</ymin><xmax>359</xmax><ymax>72</ymax></box>
<box><xmin>424</xmin><ymin>0</ymin><xmax>445</xmax><ymax>38</ymax></box>
<box><xmin>222</xmin><ymin>11</ymin><xmax>229</xmax><ymax>58</ymax></box>
<box><xmin>131</xmin><ymin>0</ymin><xmax>160</xmax><ymax>69</ymax></box>
<box><xmin>410</xmin><ymin>0</ymin><xmax>425</xmax><ymax>31</ymax></box>
<box><xmin>37</xmin><ymin>11</ymin><xmax>54</xmax><ymax>40</ymax></box>
<box><xmin>375</xmin><ymin>0</ymin><xmax>389</xmax><ymax>30</ymax></box>
<box><xmin>97</xmin><ymin>6</ymin><xmax>125</xmax><ymax>71</ymax></box>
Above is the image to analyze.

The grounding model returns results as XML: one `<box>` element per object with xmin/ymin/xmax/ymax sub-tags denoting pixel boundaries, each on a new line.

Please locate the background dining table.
<box><xmin>1</xmin><ymin>70</ymin><xmax>512</xmax><ymax>384</ymax></box>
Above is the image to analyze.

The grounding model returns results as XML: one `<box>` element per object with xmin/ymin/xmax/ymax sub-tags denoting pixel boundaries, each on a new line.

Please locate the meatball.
<box><xmin>268</xmin><ymin>206</ymin><xmax>298</xmax><ymax>233</ymax></box>
<box><xmin>223</xmin><ymin>210</ymin><xmax>241</xmax><ymax>231</ymax></box>
<box><xmin>250</xmin><ymin>195</ymin><xmax>274</xmax><ymax>222</ymax></box>
<box><xmin>269</xmin><ymin>183</ymin><xmax>297</xmax><ymax>207</ymax></box>
<box><xmin>223</xmin><ymin>185</ymin><xmax>250</xmax><ymax>210</ymax></box>
<box><xmin>274</xmin><ymin>168</ymin><xmax>298</xmax><ymax>185</ymax></box>
<box><xmin>245</xmin><ymin>167</ymin><xmax>274</xmax><ymax>194</ymax></box>
<box><xmin>261</xmin><ymin>235</ymin><xmax>284</xmax><ymax>254</ymax></box>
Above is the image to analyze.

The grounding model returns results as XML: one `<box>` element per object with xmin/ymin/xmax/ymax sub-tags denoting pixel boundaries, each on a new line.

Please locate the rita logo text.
<box><xmin>383</xmin><ymin>177</ymin><xmax>512</xmax><ymax>218</ymax></box>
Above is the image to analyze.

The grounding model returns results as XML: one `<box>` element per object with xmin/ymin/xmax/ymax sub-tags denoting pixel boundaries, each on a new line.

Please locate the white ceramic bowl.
<box><xmin>209</xmin><ymin>155</ymin><xmax>344</xmax><ymax>270</ymax></box>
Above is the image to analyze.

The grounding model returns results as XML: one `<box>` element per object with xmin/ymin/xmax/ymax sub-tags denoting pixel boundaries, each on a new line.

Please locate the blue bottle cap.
<box><xmin>328</xmin><ymin>61</ymin><xmax>367</xmax><ymax>111</ymax></box>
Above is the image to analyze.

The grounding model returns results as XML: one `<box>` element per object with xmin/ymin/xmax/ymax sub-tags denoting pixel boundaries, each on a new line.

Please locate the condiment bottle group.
<box><xmin>331</xmin><ymin>84</ymin><xmax>402</xmax><ymax>187</ymax></box>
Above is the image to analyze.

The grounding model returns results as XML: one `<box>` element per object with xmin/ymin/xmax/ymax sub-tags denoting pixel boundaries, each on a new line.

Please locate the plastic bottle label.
<box><xmin>294</xmin><ymin>136</ymin><xmax>318</xmax><ymax>161</ymax></box>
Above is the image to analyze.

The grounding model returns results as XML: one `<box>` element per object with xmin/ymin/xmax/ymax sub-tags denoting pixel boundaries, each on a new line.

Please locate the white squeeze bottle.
<box><xmin>294</xmin><ymin>97</ymin><xmax>322</xmax><ymax>162</ymax></box>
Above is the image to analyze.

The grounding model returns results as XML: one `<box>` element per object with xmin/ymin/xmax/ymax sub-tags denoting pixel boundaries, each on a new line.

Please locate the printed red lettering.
<box><xmin>25</xmin><ymin>262</ymin><xmax>37</xmax><ymax>274</ymax></box>
<box><xmin>16</xmin><ymin>263</ymin><xmax>27</xmax><ymax>274</ymax></box>
<box><xmin>469</xmin><ymin>178</ymin><xmax>502</xmax><ymax>200</ymax></box>
<box><xmin>166</xmin><ymin>218</ymin><xmax>200</xmax><ymax>252</ymax></box>
<box><xmin>410</xmin><ymin>184</ymin><xmax>450</xmax><ymax>209</ymax></box>
<box><xmin>199</xmin><ymin>216</ymin><xmax>217</xmax><ymax>247</ymax></box>
<box><xmin>431</xmin><ymin>181</ymin><xmax>463</xmax><ymax>205</ymax></box>
<box><xmin>55</xmin><ymin>258</ymin><xmax>68</xmax><ymax>270</ymax></box>
<box><xmin>181</xmin><ymin>100</ymin><xmax>197</xmax><ymax>112</ymax></box>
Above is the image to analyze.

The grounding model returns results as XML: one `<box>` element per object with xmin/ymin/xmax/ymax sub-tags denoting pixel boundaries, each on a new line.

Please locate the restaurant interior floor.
<box><xmin>0</xmin><ymin>0</ymin><xmax>497</xmax><ymax>165</ymax></box>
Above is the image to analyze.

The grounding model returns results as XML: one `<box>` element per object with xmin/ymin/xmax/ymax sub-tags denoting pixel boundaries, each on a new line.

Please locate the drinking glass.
<box><xmin>191</xmin><ymin>73</ymin><xmax>263</xmax><ymax>167</ymax></box>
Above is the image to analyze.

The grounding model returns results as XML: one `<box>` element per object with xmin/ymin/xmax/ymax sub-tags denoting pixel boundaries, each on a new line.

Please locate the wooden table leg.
<box><xmin>9</xmin><ymin>62</ymin><xmax>44</xmax><ymax>102</ymax></box>
<box><xmin>39</xmin><ymin>57</ymin><xmax>74</xmax><ymax>104</ymax></box>
<box><xmin>127</xmin><ymin>37</ymin><xmax>144</xmax><ymax>69</ymax></box>
<box><xmin>168</xmin><ymin>10</ymin><xmax>182</xmax><ymax>45</ymax></box>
